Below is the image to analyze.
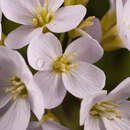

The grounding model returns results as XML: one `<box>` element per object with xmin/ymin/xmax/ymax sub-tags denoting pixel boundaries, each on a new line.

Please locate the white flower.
<box><xmin>78</xmin><ymin>17</ymin><xmax>102</xmax><ymax>43</ymax></box>
<box><xmin>116</xmin><ymin>0</ymin><xmax>130</xmax><ymax>50</ymax></box>
<box><xmin>0</xmin><ymin>0</ymin><xmax>86</xmax><ymax>49</ymax></box>
<box><xmin>27</xmin><ymin>32</ymin><xmax>105</xmax><ymax>109</ymax></box>
<box><xmin>80</xmin><ymin>77</ymin><xmax>130</xmax><ymax>130</ymax></box>
<box><xmin>27</xmin><ymin>120</ymin><xmax>69</xmax><ymax>130</ymax></box>
<box><xmin>0</xmin><ymin>47</ymin><xmax>45</xmax><ymax>130</ymax></box>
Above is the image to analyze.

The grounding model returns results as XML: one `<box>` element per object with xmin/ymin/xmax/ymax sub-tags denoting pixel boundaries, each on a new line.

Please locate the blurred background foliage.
<box><xmin>2</xmin><ymin>0</ymin><xmax>130</xmax><ymax>129</ymax></box>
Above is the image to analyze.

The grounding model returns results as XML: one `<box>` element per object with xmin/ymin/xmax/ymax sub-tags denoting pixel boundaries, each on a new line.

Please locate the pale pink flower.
<box><xmin>0</xmin><ymin>47</ymin><xmax>45</xmax><ymax>130</ymax></box>
<box><xmin>80</xmin><ymin>78</ymin><xmax>130</xmax><ymax>130</ymax></box>
<box><xmin>27</xmin><ymin>32</ymin><xmax>105</xmax><ymax>109</ymax></box>
<box><xmin>0</xmin><ymin>0</ymin><xmax>86</xmax><ymax>49</ymax></box>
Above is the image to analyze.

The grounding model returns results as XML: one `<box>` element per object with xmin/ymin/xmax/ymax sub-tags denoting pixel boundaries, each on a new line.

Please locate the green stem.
<box><xmin>59</xmin><ymin>33</ymin><xmax>65</xmax><ymax>45</ymax></box>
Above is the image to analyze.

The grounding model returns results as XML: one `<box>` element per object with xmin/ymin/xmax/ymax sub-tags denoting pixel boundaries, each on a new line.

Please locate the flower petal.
<box><xmin>0</xmin><ymin>46</ymin><xmax>33</xmax><ymax>88</ymax></box>
<box><xmin>0</xmin><ymin>47</ymin><xmax>33</xmax><ymax>117</ymax></box>
<box><xmin>0</xmin><ymin>99</ymin><xmax>30</xmax><ymax>130</ymax></box>
<box><xmin>118</xmin><ymin>101</ymin><xmax>130</xmax><ymax>120</ymax></box>
<box><xmin>0</xmin><ymin>91</ymin><xmax>11</xmax><ymax>109</ymax></box>
<box><xmin>120</xmin><ymin>0</ymin><xmax>130</xmax><ymax>51</ymax></box>
<box><xmin>0</xmin><ymin>47</ymin><xmax>24</xmax><ymax>109</ymax></box>
<box><xmin>0</xmin><ymin>47</ymin><xmax>24</xmax><ymax>87</ymax></box>
<box><xmin>110</xmin><ymin>0</ymin><xmax>116</xmax><ymax>7</ymax></box>
<box><xmin>47</xmin><ymin>5</ymin><xmax>86</xmax><ymax>33</ymax></box>
<box><xmin>107</xmin><ymin>77</ymin><xmax>130</xmax><ymax>101</ymax></box>
<box><xmin>27</xmin><ymin>121</ymin><xmax>42</xmax><ymax>130</ymax></box>
<box><xmin>65</xmin><ymin>34</ymin><xmax>103</xmax><ymax>64</ymax></box>
<box><xmin>84</xmin><ymin>117</ymin><xmax>105</xmax><ymax>130</ymax></box>
<box><xmin>0</xmin><ymin>47</ymin><xmax>20</xmax><ymax>77</ymax></box>
<box><xmin>83</xmin><ymin>18</ymin><xmax>102</xmax><ymax>43</ymax></box>
<box><xmin>80</xmin><ymin>91</ymin><xmax>107</xmax><ymax>125</ymax></box>
<box><xmin>27</xmin><ymin>120</ymin><xmax>69</xmax><ymax>130</ymax></box>
<box><xmin>103</xmin><ymin>117</ymin><xmax>130</xmax><ymax>130</ymax></box>
<box><xmin>27</xmin><ymin>32</ymin><xmax>62</xmax><ymax>71</ymax></box>
<box><xmin>0</xmin><ymin>0</ymin><xmax>37</xmax><ymax>25</ymax></box>
<box><xmin>116</xmin><ymin>0</ymin><xmax>124</xmax><ymax>26</ymax></box>
<box><xmin>48</xmin><ymin>0</ymin><xmax>64</xmax><ymax>12</ymax></box>
<box><xmin>42</xmin><ymin>120</ymin><xmax>69</xmax><ymax>130</ymax></box>
<box><xmin>0</xmin><ymin>102</ymin><xmax>12</xmax><ymax>117</ymax></box>
<box><xmin>5</xmin><ymin>25</ymin><xmax>42</xmax><ymax>49</ymax></box>
<box><xmin>27</xmin><ymin>79</ymin><xmax>45</xmax><ymax>120</ymax></box>
<box><xmin>62</xmin><ymin>62</ymin><xmax>106</xmax><ymax>98</ymax></box>
<box><xmin>34</xmin><ymin>71</ymin><xmax>66</xmax><ymax>109</ymax></box>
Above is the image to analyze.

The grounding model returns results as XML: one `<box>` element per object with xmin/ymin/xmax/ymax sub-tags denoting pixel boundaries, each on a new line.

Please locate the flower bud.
<box><xmin>64</xmin><ymin>0</ymin><xmax>89</xmax><ymax>6</ymax></box>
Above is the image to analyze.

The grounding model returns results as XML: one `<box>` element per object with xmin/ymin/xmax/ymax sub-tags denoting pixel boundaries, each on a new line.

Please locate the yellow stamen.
<box><xmin>52</xmin><ymin>53</ymin><xmax>78</xmax><ymax>74</ymax></box>
<box><xmin>5</xmin><ymin>76</ymin><xmax>28</xmax><ymax>101</ymax></box>
<box><xmin>90</xmin><ymin>101</ymin><xmax>122</xmax><ymax>120</ymax></box>
<box><xmin>32</xmin><ymin>2</ymin><xmax>54</xmax><ymax>28</ymax></box>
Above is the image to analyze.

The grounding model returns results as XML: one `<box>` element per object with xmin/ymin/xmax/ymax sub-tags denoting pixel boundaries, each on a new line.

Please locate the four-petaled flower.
<box><xmin>0</xmin><ymin>0</ymin><xmax>86</xmax><ymax>49</ymax></box>
<box><xmin>0</xmin><ymin>47</ymin><xmax>44</xmax><ymax>130</ymax></box>
<box><xmin>80</xmin><ymin>78</ymin><xmax>130</xmax><ymax>130</ymax></box>
<box><xmin>27</xmin><ymin>32</ymin><xmax>105</xmax><ymax>108</ymax></box>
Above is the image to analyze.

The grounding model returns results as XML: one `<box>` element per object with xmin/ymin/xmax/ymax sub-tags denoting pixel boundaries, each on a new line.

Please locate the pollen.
<box><xmin>32</xmin><ymin>1</ymin><xmax>54</xmax><ymax>28</ymax></box>
<box><xmin>90</xmin><ymin>101</ymin><xmax>122</xmax><ymax>120</ymax></box>
<box><xmin>5</xmin><ymin>76</ymin><xmax>28</xmax><ymax>101</ymax></box>
<box><xmin>52</xmin><ymin>53</ymin><xmax>78</xmax><ymax>74</ymax></box>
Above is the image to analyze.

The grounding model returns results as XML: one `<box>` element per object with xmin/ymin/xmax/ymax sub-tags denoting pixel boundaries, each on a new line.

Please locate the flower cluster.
<box><xmin>0</xmin><ymin>0</ymin><xmax>130</xmax><ymax>130</ymax></box>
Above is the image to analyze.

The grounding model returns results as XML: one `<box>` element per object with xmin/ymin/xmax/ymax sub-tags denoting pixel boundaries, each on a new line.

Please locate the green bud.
<box><xmin>64</xmin><ymin>0</ymin><xmax>89</xmax><ymax>6</ymax></box>
<box><xmin>101</xmin><ymin>8</ymin><xmax>124</xmax><ymax>51</ymax></box>
<box><xmin>101</xmin><ymin>25</ymin><xmax>124</xmax><ymax>51</ymax></box>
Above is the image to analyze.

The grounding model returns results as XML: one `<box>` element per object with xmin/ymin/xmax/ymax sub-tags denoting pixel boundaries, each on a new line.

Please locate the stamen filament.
<box><xmin>52</xmin><ymin>53</ymin><xmax>78</xmax><ymax>73</ymax></box>
<box><xmin>32</xmin><ymin>1</ymin><xmax>54</xmax><ymax>27</ymax></box>
<box><xmin>90</xmin><ymin>101</ymin><xmax>122</xmax><ymax>120</ymax></box>
<box><xmin>5</xmin><ymin>76</ymin><xmax>28</xmax><ymax>101</ymax></box>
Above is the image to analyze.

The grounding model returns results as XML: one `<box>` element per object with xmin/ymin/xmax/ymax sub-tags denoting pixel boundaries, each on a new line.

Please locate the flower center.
<box><xmin>90</xmin><ymin>101</ymin><xmax>122</xmax><ymax>120</ymax></box>
<box><xmin>52</xmin><ymin>53</ymin><xmax>78</xmax><ymax>74</ymax></box>
<box><xmin>5</xmin><ymin>76</ymin><xmax>28</xmax><ymax>101</ymax></box>
<box><xmin>32</xmin><ymin>0</ymin><xmax>54</xmax><ymax>28</ymax></box>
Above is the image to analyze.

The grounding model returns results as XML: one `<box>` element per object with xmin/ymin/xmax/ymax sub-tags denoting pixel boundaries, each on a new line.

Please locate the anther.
<box><xmin>5</xmin><ymin>76</ymin><xmax>28</xmax><ymax>101</ymax></box>
<box><xmin>52</xmin><ymin>53</ymin><xmax>78</xmax><ymax>73</ymax></box>
<box><xmin>32</xmin><ymin>1</ymin><xmax>54</xmax><ymax>27</ymax></box>
<box><xmin>90</xmin><ymin>101</ymin><xmax>122</xmax><ymax>120</ymax></box>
